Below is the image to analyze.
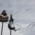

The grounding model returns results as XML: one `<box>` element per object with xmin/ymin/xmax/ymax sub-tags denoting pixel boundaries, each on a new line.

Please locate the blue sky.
<box><xmin>0</xmin><ymin>0</ymin><xmax>35</xmax><ymax>23</ymax></box>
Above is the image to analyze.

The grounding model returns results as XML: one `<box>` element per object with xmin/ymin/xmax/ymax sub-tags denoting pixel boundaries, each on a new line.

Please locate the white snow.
<box><xmin>0</xmin><ymin>0</ymin><xmax>35</xmax><ymax>35</ymax></box>
<box><xmin>0</xmin><ymin>22</ymin><xmax>35</xmax><ymax>35</ymax></box>
<box><xmin>19</xmin><ymin>22</ymin><xmax>35</xmax><ymax>35</ymax></box>
<box><xmin>0</xmin><ymin>22</ymin><xmax>29</xmax><ymax>35</ymax></box>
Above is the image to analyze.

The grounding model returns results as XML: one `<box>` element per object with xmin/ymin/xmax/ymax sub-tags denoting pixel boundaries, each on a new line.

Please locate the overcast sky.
<box><xmin>0</xmin><ymin>0</ymin><xmax>35</xmax><ymax>23</ymax></box>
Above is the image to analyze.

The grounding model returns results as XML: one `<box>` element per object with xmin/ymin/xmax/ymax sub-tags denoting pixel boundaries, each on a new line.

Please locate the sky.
<box><xmin>0</xmin><ymin>0</ymin><xmax>35</xmax><ymax>23</ymax></box>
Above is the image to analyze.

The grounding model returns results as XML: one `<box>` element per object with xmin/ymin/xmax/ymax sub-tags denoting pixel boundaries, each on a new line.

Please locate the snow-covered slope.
<box><xmin>19</xmin><ymin>22</ymin><xmax>35</xmax><ymax>35</ymax></box>
<box><xmin>0</xmin><ymin>22</ymin><xmax>35</xmax><ymax>35</ymax></box>
<box><xmin>0</xmin><ymin>22</ymin><xmax>29</xmax><ymax>35</ymax></box>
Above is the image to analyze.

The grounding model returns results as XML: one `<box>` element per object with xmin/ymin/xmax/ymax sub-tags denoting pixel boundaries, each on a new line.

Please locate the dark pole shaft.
<box><xmin>1</xmin><ymin>22</ymin><xmax>4</xmax><ymax>35</ymax></box>
<box><xmin>10</xmin><ymin>30</ymin><xmax>11</xmax><ymax>35</ymax></box>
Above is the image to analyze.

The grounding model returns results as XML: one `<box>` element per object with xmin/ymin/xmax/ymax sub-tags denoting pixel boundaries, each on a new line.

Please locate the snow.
<box><xmin>0</xmin><ymin>0</ymin><xmax>35</xmax><ymax>35</ymax></box>
<box><xmin>0</xmin><ymin>22</ymin><xmax>29</xmax><ymax>35</ymax></box>
<box><xmin>0</xmin><ymin>22</ymin><xmax>35</xmax><ymax>35</ymax></box>
<box><xmin>19</xmin><ymin>22</ymin><xmax>35</xmax><ymax>35</ymax></box>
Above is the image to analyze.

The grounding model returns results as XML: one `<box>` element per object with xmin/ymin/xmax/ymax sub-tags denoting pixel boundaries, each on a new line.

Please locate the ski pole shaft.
<box><xmin>1</xmin><ymin>22</ymin><xmax>4</xmax><ymax>35</ymax></box>
<box><xmin>10</xmin><ymin>30</ymin><xmax>11</xmax><ymax>35</ymax></box>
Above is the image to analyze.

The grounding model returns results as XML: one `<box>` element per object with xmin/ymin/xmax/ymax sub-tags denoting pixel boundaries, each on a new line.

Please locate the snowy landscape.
<box><xmin>0</xmin><ymin>22</ymin><xmax>35</xmax><ymax>35</ymax></box>
<box><xmin>0</xmin><ymin>0</ymin><xmax>35</xmax><ymax>35</ymax></box>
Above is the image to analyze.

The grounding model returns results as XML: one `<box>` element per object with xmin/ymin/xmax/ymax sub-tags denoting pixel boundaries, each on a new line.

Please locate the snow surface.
<box><xmin>19</xmin><ymin>22</ymin><xmax>35</xmax><ymax>35</ymax></box>
<box><xmin>0</xmin><ymin>22</ymin><xmax>35</xmax><ymax>35</ymax></box>
<box><xmin>0</xmin><ymin>22</ymin><xmax>29</xmax><ymax>35</ymax></box>
<box><xmin>0</xmin><ymin>0</ymin><xmax>35</xmax><ymax>35</ymax></box>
